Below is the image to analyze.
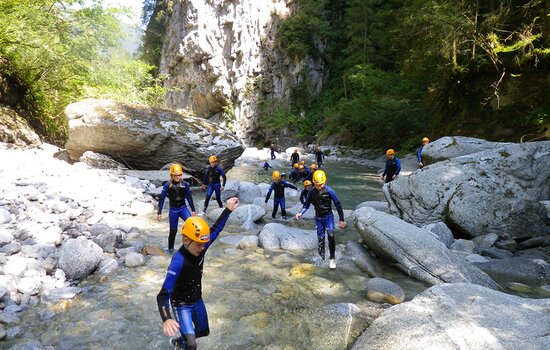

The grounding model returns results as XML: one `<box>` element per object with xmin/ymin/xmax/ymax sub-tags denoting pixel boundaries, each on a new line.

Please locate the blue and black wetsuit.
<box><xmin>265</xmin><ymin>180</ymin><xmax>298</xmax><ymax>219</ymax></box>
<box><xmin>262</xmin><ymin>161</ymin><xmax>272</xmax><ymax>171</ymax></box>
<box><xmin>300</xmin><ymin>185</ymin><xmax>344</xmax><ymax>260</ymax></box>
<box><xmin>290</xmin><ymin>152</ymin><xmax>299</xmax><ymax>165</ymax></box>
<box><xmin>269</xmin><ymin>146</ymin><xmax>278</xmax><ymax>160</ymax></box>
<box><xmin>288</xmin><ymin>169</ymin><xmax>299</xmax><ymax>183</ymax></box>
<box><xmin>158</xmin><ymin>181</ymin><xmax>196</xmax><ymax>250</ymax></box>
<box><xmin>382</xmin><ymin>157</ymin><xmax>401</xmax><ymax>183</ymax></box>
<box><xmin>315</xmin><ymin>150</ymin><xmax>325</xmax><ymax>168</ymax></box>
<box><xmin>417</xmin><ymin>146</ymin><xmax>425</xmax><ymax>168</ymax></box>
<box><xmin>300</xmin><ymin>187</ymin><xmax>311</xmax><ymax>205</ymax></box>
<box><xmin>296</xmin><ymin>168</ymin><xmax>310</xmax><ymax>183</ymax></box>
<box><xmin>157</xmin><ymin>208</ymin><xmax>231</xmax><ymax>350</ymax></box>
<box><xmin>203</xmin><ymin>165</ymin><xmax>227</xmax><ymax>211</ymax></box>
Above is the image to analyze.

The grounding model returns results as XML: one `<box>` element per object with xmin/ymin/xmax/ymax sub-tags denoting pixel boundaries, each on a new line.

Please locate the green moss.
<box><xmin>499</xmin><ymin>150</ymin><xmax>511</xmax><ymax>158</ymax></box>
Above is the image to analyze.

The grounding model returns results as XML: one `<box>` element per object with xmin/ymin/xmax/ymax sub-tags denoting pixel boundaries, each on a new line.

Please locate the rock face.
<box><xmin>384</xmin><ymin>140</ymin><xmax>550</xmax><ymax>239</ymax></box>
<box><xmin>160</xmin><ymin>0</ymin><xmax>325</xmax><ymax>143</ymax></box>
<box><xmin>354</xmin><ymin>207</ymin><xmax>499</xmax><ymax>289</ymax></box>
<box><xmin>0</xmin><ymin>106</ymin><xmax>41</xmax><ymax>147</ymax></box>
<box><xmin>64</xmin><ymin>99</ymin><xmax>244</xmax><ymax>176</ymax></box>
<box><xmin>351</xmin><ymin>283</ymin><xmax>550</xmax><ymax>350</ymax></box>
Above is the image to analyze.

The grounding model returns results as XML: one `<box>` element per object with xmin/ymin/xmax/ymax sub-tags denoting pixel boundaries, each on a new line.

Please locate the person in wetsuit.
<box><xmin>262</xmin><ymin>159</ymin><xmax>272</xmax><ymax>171</ymax></box>
<box><xmin>289</xmin><ymin>163</ymin><xmax>300</xmax><ymax>183</ymax></box>
<box><xmin>157</xmin><ymin>197</ymin><xmax>240</xmax><ymax>350</ymax></box>
<box><xmin>304</xmin><ymin>163</ymin><xmax>317</xmax><ymax>183</ymax></box>
<box><xmin>417</xmin><ymin>137</ymin><xmax>429</xmax><ymax>168</ymax></box>
<box><xmin>201</xmin><ymin>155</ymin><xmax>227</xmax><ymax>215</ymax></box>
<box><xmin>290</xmin><ymin>148</ymin><xmax>300</xmax><ymax>165</ymax></box>
<box><xmin>314</xmin><ymin>147</ymin><xmax>325</xmax><ymax>168</ymax></box>
<box><xmin>157</xmin><ymin>164</ymin><xmax>196</xmax><ymax>252</ymax></box>
<box><xmin>295</xmin><ymin>164</ymin><xmax>310</xmax><ymax>183</ymax></box>
<box><xmin>300</xmin><ymin>180</ymin><xmax>313</xmax><ymax>205</ymax></box>
<box><xmin>265</xmin><ymin>170</ymin><xmax>298</xmax><ymax>220</ymax></box>
<box><xmin>268</xmin><ymin>144</ymin><xmax>278</xmax><ymax>160</ymax></box>
<box><xmin>296</xmin><ymin>170</ymin><xmax>346</xmax><ymax>269</ymax></box>
<box><xmin>380</xmin><ymin>149</ymin><xmax>401</xmax><ymax>183</ymax></box>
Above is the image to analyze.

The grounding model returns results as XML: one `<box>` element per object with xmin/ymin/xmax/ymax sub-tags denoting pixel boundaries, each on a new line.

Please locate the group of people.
<box><xmin>380</xmin><ymin>137</ymin><xmax>430</xmax><ymax>183</ymax></box>
<box><xmin>155</xmin><ymin>138</ymin><xmax>429</xmax><ymax>349</ymax></box>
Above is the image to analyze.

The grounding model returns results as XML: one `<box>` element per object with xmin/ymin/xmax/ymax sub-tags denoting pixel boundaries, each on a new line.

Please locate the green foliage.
<box><xmin>140</xmin><ymin>0</ymin><xmax>170</xmax><ymax>71</ymax></box>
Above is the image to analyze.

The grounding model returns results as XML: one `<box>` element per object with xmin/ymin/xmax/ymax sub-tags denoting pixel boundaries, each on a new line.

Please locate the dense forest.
<box><xmin>1</xmin><ymin>0</ymin><xmax>548</xmax><ymax>150</ymax></box>
<box><xmin>265</xmin><ymin>0</ymin><xmax>550</xmax><ymax>149</ymax></box>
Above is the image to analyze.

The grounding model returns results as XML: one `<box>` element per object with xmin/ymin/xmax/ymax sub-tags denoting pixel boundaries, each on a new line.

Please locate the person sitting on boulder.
<box><xmin>380</xmin><ymin>149</ymin><xmax>401</xmax><ymax>183</ymax></box>
<box><xmin>201</xmin><ymin>155</ymin><xmax>227</xmax><ymax>215</ymax></box>
<box><xmin>417</xmin><ymin>137</ymin><xmax>429</xmax><ymax>168</ymax></box>
<box><xmin>265</xmin><ymin>170</ymin><xmax>298</xmax><ymax>220</ymax></box>
<box><xmin>300</xmin><ymin>180</ymin><xmax>313</xmax><ymax>205</ymax></box>
<box><xmin>157</xmin><ymin>163</ymin><xmax>196</xmax><ymax>252</ymax></box>
<box><xmin>157</xmin><ymin>197</ymin><xmax>240</xmax><ymax>349</ymax></box>
<box><xmin>296</xmin><ymin>170</ymin><xmax>346</xmax><ymax>269</ymax></box>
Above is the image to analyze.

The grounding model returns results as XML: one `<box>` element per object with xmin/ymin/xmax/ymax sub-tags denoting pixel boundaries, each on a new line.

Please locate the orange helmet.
<box><xmin>422</xmin><ymin>137</ymin><xmax>430</xmax><ymax>143</ymax></box>
<box><xmin>303</xmin><ymin>180</ymin><xmax>312</xmax><ymax>187</ymax></box>
<box><xmin>293</xmin><ymin>163</ymin><xmax>299</xmax><ymax>169</ymax></box>
<box><xmin>170</xmin><ymin>164</ymin><xmax>183</xmax><ymax>176</ymax></box>
<box><xmin>209</xmin><ymin>155</ymin><xmax>218</xmax><ymax>163</ymax></box>
<box><xmin>309</xmin><ymin>163</ymin><xmax>318</xmax><ymax>170</ymax></box>
<box><xmin>272</xmin><ymin>171</ymin><xmax>281</xmax><ymax>181</ymax></box>
<box><xmin>299</xmin><ymin>164</ymin><xmax>304</xmax><ymax>170</ymax></box>
<box><xmin>386</xmin><ymin>149</ymin><xmax>395</xmax><ymax>156</ymax></box>
<box><xmin>312</xmin><ymin>170</ymin><xmax>326</xmax><ymax>185</ymax></box>
<box><xmin>181</xmin><ymin>217</ymin><xmax>210</xmax><ymax>243</ymax></box>
<box><xmin>299</xmin><ymin>160</ymin><xmax>305</xmax><ymax>165</ymax></box>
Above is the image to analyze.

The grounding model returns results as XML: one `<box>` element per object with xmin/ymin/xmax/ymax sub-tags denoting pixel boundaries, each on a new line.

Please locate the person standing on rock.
<box><xmin>265</xmin><ymin>170</ymin><xmax>298</xmax><ymax>220</ymax></box>
<box><xmin>290</xmin><ymin>148</ymin><xmax>300</xmax><ymax>165</ymax></box>
<box><xmin>201</xmin><ymin>155</ymin><xmax>226</xmax><ymax>215</ymax></box>
<box><xmin>314</xmin><ymin>146</ymin><xmax>325</xmax><ymax>169</ymax></box>
<box><xmin>157</xmin><ymin>196</ymin><xmax>240</xmax><ymax>349</ymax></box>
<box><xmin>296</xmin><ymin>170</ymin><xmax>346</xmax><ymax>269</ymax></box>
<box><xmin>417</xmin><ymin>137</ymin><xmax>429</xmax><ymax>168</ymax></box>
<box><xmin>157</xmin><ymin>163</ymin><xmax>196</xmax><ymax>252</ymax></box>
<box><xmin>380</xmin><ymin>149</ymin><xmax>401</xmax><ymax>183</ymax></box>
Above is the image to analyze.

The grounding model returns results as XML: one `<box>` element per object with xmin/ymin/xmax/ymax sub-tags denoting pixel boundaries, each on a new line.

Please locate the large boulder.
<box><xmin>422</xmin><ymin>136</ymin><xmax>505</xmax><ymax>163</ymax></box>
<box><xmin>57</xmin><ymin>238</ymin><xmax>103</xmax><ymax>280</ymax></box>
<box><xmin>259</xmin><ymin>223</ymin><xmax>317</xmax><ymax>251</ymax></box>
<box><xmin>64</xmin><ymin>99</ymin><xmax>244</xmax><ymax>177</ymax></box>
<box><xmin>354</xmin><ymin>207</ymin><xmax>499</xmax><ymax>289</ymax></box>
<box><xmin>383</xmin><ymin>140</ymin><xmax>550</xmax><ymax>239</ymax></box>
<box><xmin>351</xmin><ymin>283</ymin><xmax>550</xmax><ymax>350</ymax></box>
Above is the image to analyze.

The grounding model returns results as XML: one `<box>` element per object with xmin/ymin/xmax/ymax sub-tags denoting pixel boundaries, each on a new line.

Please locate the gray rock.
<box><xmin>209</xmin><ymin>204</ymin><xmax>265</xmax><ymax>225</ymax></box>
<box><xmin>366</xmin><ymin>277</ymin><xmax>405</xmax><ymax>305</ymax></box>
<box><xmin>17</xmin><ymin>277</ymin><xmax>41</xmax><ymax>295</ymax></box>
<box><xmin>356</xmin><ymin>201</ymin><xmax>389</xmax><ymax>213</ymax></box>
<box><xmin>344</xmin><ymin>241</ymin><xmax>381</xmax><ymax>277</ymax></box>
<box><xmin>0</xmin><ymin>229</ymin><xmax>13</xmax><ymax>246</ymax></box>
<box><xmin>450</xmin><ymin>239</ymin><xmax>476</xmax><ymax>255</ymax></box>
<box><xmin>474</xmin><ymin>257</ymin><xmax>550</xmax><ymax>283</ymax></box>
<box><xmin>0</xmin><ymin>106</ymin><xmax>41</xmax><ymax>147</ymax></box>
<box><xmin>95</xmin><ymin>257</ymin><xmax>118</xmax><ymax>275</ymax></box>
<box><xmin>423</xmin><ymin>136</ymin><xmax>505</xmax><ymax>163</ymax></box>
<box><xmin>480</xmin><ymin>246</ymin><xmax>514</xmax><ymax>259</ymax></box>
<box><xmin>57</xmin><ymin>238</ymin><xmax>103</xmax><ymax>280</ymax></box>
<box><xmin>0</xmin><ymin>242</ymin><xmax>21</xmax><ymax>256</ymax></box>
<box><xmin>0</xmin><ymin>208</ymin><xmax>12</xmax><ymax>224</ymax></box>
<box><xmin>383</xmin><ymin>140</ymin><xmax>550</xmax><ymax>240</ymax></box>
<box><xmin>472</xmin><ymin>233</ymin><xmax>499</xmax><ymax>250</ymax></box>
<box><xmin>351</xmin><ymin>283</ymin><xmax>550</xmax><ymax>350</ymax></box>
<box><xmin>236</xmin><ymin>181</ymin><xmax>262</xmax><ymax>203</ymax></box>
<box><xmin>422</xmin><ymin>222</ymin><xmax>454</xmax><ymax>248</ymax></box>
<box><xmin>124</xmin><ymin>252</ymin><xmax>145</xmax><ymax>267</ymax></box>
<box><xmin>41</xmin><ymin>287</ymin><xmax>83</xmax><ymax>303</ymax></box>
<box><xmin>64</xmin><ymin>99</ymin><xmax>244</xmax><ymax>175</ymax></box>
<box><xmin>259</xmin><ymin>223</ymin><xmax>317</xmax><ymax>251</ymax></box>
<box><xmin>79</xmin><ymin>150</ymin><xmax>127</xmax><ymax>169</ymax></box>
<box><xmin>354</xmin><ymin>206</ymin><xmax>499</xmax><ymax>289</ymax></box>
<box><xmin>518</xmin><ymin>236</ymin><xmax>547</xmax><ymax>250</ymax></box>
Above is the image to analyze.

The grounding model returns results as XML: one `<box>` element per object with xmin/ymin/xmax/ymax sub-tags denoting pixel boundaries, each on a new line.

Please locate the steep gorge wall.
<box><xmin>160</xmin><ymin>0</ymin><xmax>324</xmax><ymax>145</ymax></box>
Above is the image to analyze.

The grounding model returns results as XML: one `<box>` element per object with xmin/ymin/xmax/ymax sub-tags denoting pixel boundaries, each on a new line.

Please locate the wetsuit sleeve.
<box><xmin>300</xmin><ymin>191</ymin><xmax>312</xmax><ymax>215</ymax></box>
<box><xmin>184</xmin><ymin>182</ymin><xmax>196</xmax><ymax>212</ymax></box>
<box><xmin>327</xmin><ymin>187</ymin><xmax>344</xmax><ymax>222</ymax></box>
<box><xmin>220</xmin><ymin>166</ymin><xmax>227</xmax><ymax>186</ymax></box>
<box><xmin>300</xmin><ymin>189</ymin><xmax>307</xmax><ymax>204</ymax></box>
<box><xmin>265</xmin><ymin>183</ymin><xmax>274</xmax><ymax>202</ymax></box>
<box><xmin>417</xmin><ymin>147</ymin><xmax>423</xmax><ymax>162</ymax></box>
<box><xmin>395</xmin><ymin>158</ymin><xmax>401</xmax><ymax>176</ymax></box>
<box><xmin>205</xmin><ymin>208</ymin><xmax>232</xmax><ymax>249</ymax></box>
<box><xmin>284</xmin><ymin>181</ymin><xmax>298</xmax><ymax>190</ymax></box>
<box><xmin>203</xmin><ymin>167</ymin><xmax>209</xmax><ymax>185</ymax></box>
<box><xmin>157</xmin><ymin>182</ymin><xmax>169</xmax><ymax>214</ymax></box>
<box><xmin>156</xmin><ymin>253</ymin><xmax>184</xmax><ymax>322</ymax></box>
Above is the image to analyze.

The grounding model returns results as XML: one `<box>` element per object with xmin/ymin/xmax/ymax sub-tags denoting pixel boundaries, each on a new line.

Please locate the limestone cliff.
<box><xmin>160</xmin><ymin>0</ymin><xmax>324</xmax><ymax>145</ymax></box>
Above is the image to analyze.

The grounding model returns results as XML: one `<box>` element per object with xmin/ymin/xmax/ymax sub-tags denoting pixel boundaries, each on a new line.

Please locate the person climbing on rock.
<box><xmin>157</xmin><ymin>197</ymin><xmax>240</xmax><ymax>350</ymax></box>
<box><xmin>201</xmin><ymin>155</ymin><xmax>226</xmax><ymax>215</ymax></box>
<box><xmin>157</xmin><ymin>163</ymin><xmax>196</xmax><ymax>252</ymax></box>
<box><xmin>265</xmin><ymin>170</ymin><xmax>298</xmax><ymax>220</ymax></box>
<box><xmin>380</xmin><ymin>149</ymin><xmax>401</xmax><ymax>183</ymax></box>
<box><xmin>300</xmin><ymin>180</ymin><xmax>313</xmax><ymax>205</ymax></box>
<box><xmin>417</xmin><ymin>137</ymin><xmax>430</xmax><ymax>168</ymax></box>
<box><xmin>290</xmin><ymin>148</ymin><xmax>300</xmax><ymax>166</ymax></box>
<box><xmin>262</xmin><ymin>159</ymin><xmax>272</xmax><ymax>171</ymax></box>
<box><xmin>296</xmin><ymin>170</ymin><xmax>346</xmax><ymax>269</ymax></box>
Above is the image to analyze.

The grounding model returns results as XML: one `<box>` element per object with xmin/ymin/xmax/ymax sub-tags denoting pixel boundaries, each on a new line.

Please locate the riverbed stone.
<box><xmin>366</xmin><ymin>277</ymin><xmax>405</xmax><ymax>305</ymax></box>
<box><xmin>344</xmin><ymin>241</ymin><xmax>381</xmax><ymax>277</ymax></box>
<box><xmin>17</xmin><ymin>277</ymin><xmax>41</xmax><ymax>295</ymax></box>
<box><xmin>209</xmin><ymin>204</ymin><xmax>265</xmax><ymax>225</ymax></box>
<box><xmin>57</xmin><ymin>238</ymin><xmax>103</xmax><ymax>280</ymax></box>
<box><xmin>259</xmin><ymin>223</ymin><xmax>317</xmax><ymax>251</ymax></box>
<box><xmin>0</xmin><ymin>207</ymin><xmax>12</xmax><ymax>224</ymax></box>
<box><xmin>354</xmin><ymin>206</ymin><xmax>499</xmax><ymax>289</ymax></box>
<box><xmin>124</xmin><ymin>252</ymin><xmax>145</xmax><ymax>267</ymax></box>
<box><xmin>474</xmin><ymin>257</ymin><xmax>550</xmax><ymax>283</ymax></box>
<box><xmin>41</xmin><ymin>287</ymin><xmax>83</xmax><ymax>303</ymax></box>
<box><xmin>351</xmin><ymin>283</ymin><xmax>550</xmax><ymax>350</ymax></box>
<box><xmin>422</xmin><ymin>222</ymin><xmax>455</xmax><ymax>248</ymax></box>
